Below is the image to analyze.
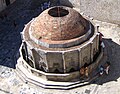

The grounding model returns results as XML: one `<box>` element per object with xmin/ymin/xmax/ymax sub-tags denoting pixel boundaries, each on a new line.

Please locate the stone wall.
<box><xmin>64</xmin><ymin>50</ymin><xmax>79</xmax><ymax>72</ymax></box>
<box><xmin>81</xmin><ymin>44</ymin><xmax>91</xmax><ymax>66</ymax></box>
<box><xmin>46</xmin><ymin>52</ymin><xmax>64</xmax><ymax>73</ymax></box>
<box><xmin>80</xmin><ymin>0</ymin><xmax>120</xmax><ymax>24</ymax></box>
<box><xmin>10</xmin><ymin>0</ymin><xmax>16</xmax><ymax>4</ymax></box>
<box><xmin>0</xmin><ymin>0</ymin><xmax>16</xmax><ymax>12</ymax></box>
<box><xmin>60</xmin><ymin>0</ymin><xmax>120</xmax><ymax>24</ymax></box>
<box><xmin>0</xmin><ymin>0</ymin><xmax>6</xmax><ymax>12</ymax></box>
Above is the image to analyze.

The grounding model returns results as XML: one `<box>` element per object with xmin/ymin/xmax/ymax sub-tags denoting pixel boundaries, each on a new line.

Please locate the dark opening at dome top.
<box><xmin>48</xmin><ymin>7</ymin><xmax>69</xmax><ymax>17</ymax></box>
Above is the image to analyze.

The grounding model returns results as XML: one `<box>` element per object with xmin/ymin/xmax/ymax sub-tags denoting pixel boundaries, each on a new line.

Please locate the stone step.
<box><xmin>16</xmin><ymin>60</ymin><xmax>95</xmax><ymax>89</ymax></box>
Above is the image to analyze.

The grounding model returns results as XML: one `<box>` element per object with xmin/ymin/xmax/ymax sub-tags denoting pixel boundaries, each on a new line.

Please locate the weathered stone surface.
<box><xmin>62</xmin><ymin>0</ymin><xmax>120</xmax><ymax>24</ymax></box>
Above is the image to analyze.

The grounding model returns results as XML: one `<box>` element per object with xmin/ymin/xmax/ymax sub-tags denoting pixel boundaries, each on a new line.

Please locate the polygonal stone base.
<box><xmin>16</xmin><ymin>58</ymin><xmax>88</xmax><ymax>89</ymax></box>
<box><xmin>16</xmin><ymin>48</ymin><xmax>105</xmax><ymax>89</ymax></box>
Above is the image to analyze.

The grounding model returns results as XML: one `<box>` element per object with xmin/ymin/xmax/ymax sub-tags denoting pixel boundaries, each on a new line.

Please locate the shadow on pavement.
<box><xmin>0</xmin><ymin>0</ymin><xmax>74</xmax><ymax>69</ymax></box>
<box><xmin>92</xmin><ymin>38</ymin><xmax>120</xmax><ymax>85</ymax></box>
<box><xmin>0</xmin><ymin>0</ymin><xmax>45</xmax><ymax>69</ymax></box>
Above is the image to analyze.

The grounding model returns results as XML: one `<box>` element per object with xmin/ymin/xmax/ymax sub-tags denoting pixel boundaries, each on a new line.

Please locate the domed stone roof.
<box><xmin>29</xmin><ymin>6</ymin><xmax>89</xmax><ymax>41</ymax></box>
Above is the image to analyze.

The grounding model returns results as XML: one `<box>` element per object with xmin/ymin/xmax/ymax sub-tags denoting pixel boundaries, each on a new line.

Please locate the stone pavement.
<box><xmin>0</xmin><ymin>0</ymin><xmax>120</xmax><ymax>94</ymax></box>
